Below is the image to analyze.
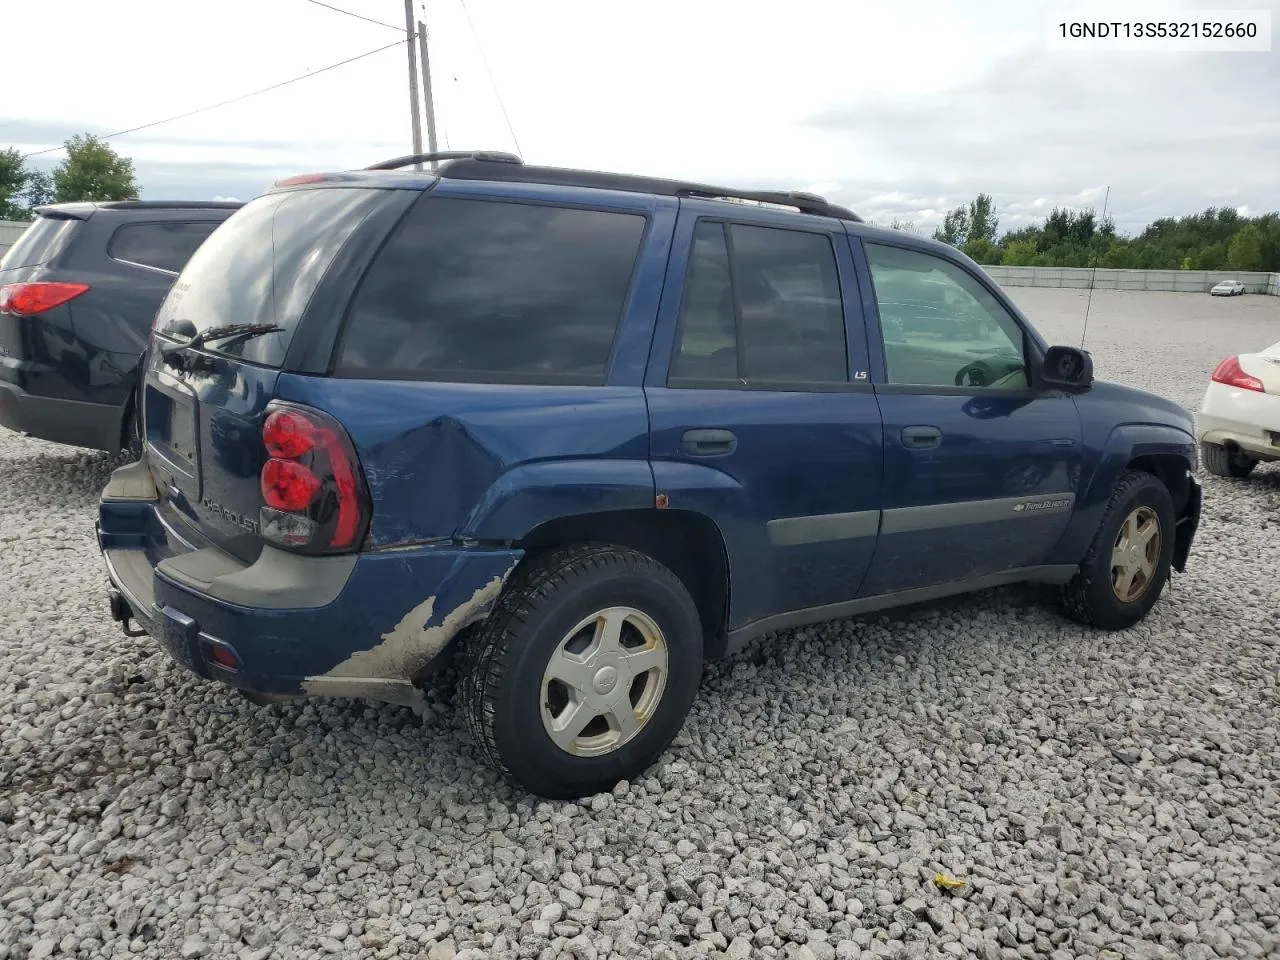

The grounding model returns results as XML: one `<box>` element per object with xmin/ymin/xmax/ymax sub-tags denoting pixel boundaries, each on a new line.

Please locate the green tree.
<box><xmin>933</xmin><ymin>205</ymin><xmax>969</xmax><ymax>246</ymax></box>
<box><xmin>966</xmin><ymin>193</ymin><xmax>998</xmax><ymax>244</ymax></box>
<box><xmin>1180</xmin><ymin>257</ymin><xmax>1193</xmax><ymax>270</ymax></box>
<box><xmin>25</xmin><ymin>171</ymin><xmax>53</xmax><ymax>210</ymax></box>
<box><xmin>960</xmin><ymin>237</ymin><xmax>1001</xmax><ymax>264</ymax></box>
<box><xmin>1002</xmin><ymin>238</ymin><xmax>1038</xmax><ymax>266</ymax></box>
<box><xmin>0</xmin><ymin>148</ymin><xmax>32</xmax><ymax>220</ymax></box>
<box><xmin>888</xmin><ymin>218</ymin><xmax>917</xmax><ymax>234</ymax></box>
<box><xmin>52</xmin><ymin>134</ymin><xmax>138</xmax><ymax>203</ymax></box>
<box><xmin>1226</xmin><ymin>224</ymin><xmax>1264</xmax><ymax>271</ymax></box>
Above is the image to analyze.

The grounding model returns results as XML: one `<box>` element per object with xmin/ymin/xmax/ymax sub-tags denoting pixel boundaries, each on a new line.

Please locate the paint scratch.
<box><xmin>302</xmin><ymin>567</ymin><xmax>513</xmax><ymax>695</ymax></box>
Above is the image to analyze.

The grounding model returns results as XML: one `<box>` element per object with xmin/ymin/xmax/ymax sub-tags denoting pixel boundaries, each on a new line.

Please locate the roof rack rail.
<box><xmin>431</xmin><ymin>156</ymin><xmax>862</xmax><ymax>222</ymax></box>
<box><xmin>365</xmin><ymin>150</ymin><xmax>522</xmax><ymax>171</ymax></box>
<box><xmin>676</xmin><ymin>187</ymin><xmax>856</xmax><ymax>220</ymax></box>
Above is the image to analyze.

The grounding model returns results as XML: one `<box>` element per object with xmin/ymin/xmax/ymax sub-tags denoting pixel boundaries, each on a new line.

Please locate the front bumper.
<box><xmin>0</xmin><ymin>377</ymin><xmax>125</xmax><ymax>452</ymax></box>
<box><xmin>1172</xmin><ymin>473</ymin><xmax>1202</xmax><ymax>574</ymax></box>
<box><xmin>97</xmin><ymin>461</ymin><xmax>522</xmax><ymax>706</ymax></box>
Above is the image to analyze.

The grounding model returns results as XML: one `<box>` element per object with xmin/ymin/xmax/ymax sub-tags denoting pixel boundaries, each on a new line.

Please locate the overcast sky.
<box><xmin>4</xmin><ymin>0</ymin><xmax>1278</xmax><ymax>235</ymax></box>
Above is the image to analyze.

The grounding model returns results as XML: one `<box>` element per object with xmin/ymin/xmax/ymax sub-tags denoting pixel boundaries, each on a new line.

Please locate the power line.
<box><xmin>22</xmin><ymin>39</ymin><xmax>407</xmax><ymax>159</ymax></box>
<box><xmin>300</xmin><ymin>0</ymin><xmax>402</xmax><ymax>31</ymax></box>
<box><xmin>458</xmin><ymin>0</ymin><xmax>522</xmax><ymax>155</ymax></box>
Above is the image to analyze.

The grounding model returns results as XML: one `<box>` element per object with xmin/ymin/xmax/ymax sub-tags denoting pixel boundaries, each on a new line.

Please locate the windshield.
<box><xmin>154</xmin><ymin>188</ymin><xmax>387</xmax><ymax>368</ymax></box>
<box><xmin>0</xmin><ymin>216</ymin><xmax>78</xmax><ymax>271</ymax></box>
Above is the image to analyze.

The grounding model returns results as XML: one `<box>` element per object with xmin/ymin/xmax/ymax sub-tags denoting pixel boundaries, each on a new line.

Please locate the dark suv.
<box><xmin>96</xmin><ymin>152</ymin><xmax>1201</xmax><ymax>798</ymax></box>
<box><xmin>0</xmin><ymin>200</ymin><xmax>241</xmax><ymax>453</ymax></box>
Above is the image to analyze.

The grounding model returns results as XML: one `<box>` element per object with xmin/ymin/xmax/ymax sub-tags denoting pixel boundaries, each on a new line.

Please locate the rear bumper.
<box><xmin>97</xmin><ymin>461</ymin><xmax>523</xmax><ymax>705</ymax></box>
<box><xmin>1196</xmin><ymin>384</ymin><xmax>1280</xmax><ymax>461</ymax></box>
<box><xmin>0</xmin><ymin>377</ymin><xmax>125</xmax><ymax>451</ymax></box>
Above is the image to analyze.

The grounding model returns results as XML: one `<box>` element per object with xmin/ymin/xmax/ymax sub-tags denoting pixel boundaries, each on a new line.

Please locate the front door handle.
<box><xmin>902</xmin><ymin>425</ymin><xmax>942</xmax><ymax>449</ymax></box>
<box><xmin>682</xmin><ymin>428</ymin><xmax>737</xmax><ymax>457</ymax></box>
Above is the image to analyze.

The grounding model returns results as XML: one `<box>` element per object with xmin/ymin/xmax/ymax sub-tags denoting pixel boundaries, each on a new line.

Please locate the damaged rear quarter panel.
<box><xmin>272</xmin><ymin>374</ymin><xmax>652</xmax><ymax>548</ymax></box>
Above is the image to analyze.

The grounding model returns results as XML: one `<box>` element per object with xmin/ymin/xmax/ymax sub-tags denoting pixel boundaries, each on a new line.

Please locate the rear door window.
<box><xmin>337</xmin><ymin>197</ymin><xmax>647</xmax><ymax>383</ymax></box>
<box><xmin>0</xmin><ymin>216</ymin><xmax>78</xmax><ymax>271</ymax></box>
<box><xmin>108</xmin><ymin>221</ymin><xmax>222</xmax><ymax>274</ymax></box>
<box><xmin>155</xmin><ymin>188</ymin><xmax>388</xmax><ymax>368</ymax></box>
<box><xmin>669</xmin><ymin>220</ymin><xmax>848</xmax><ymax>385</ymax></box>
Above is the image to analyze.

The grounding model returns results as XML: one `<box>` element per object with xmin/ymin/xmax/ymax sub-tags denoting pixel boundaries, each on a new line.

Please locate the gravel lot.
<box><xmin>3</xmin><ymin>289</ymin><xmax>1279</xmax><ymax>960</ymax></box>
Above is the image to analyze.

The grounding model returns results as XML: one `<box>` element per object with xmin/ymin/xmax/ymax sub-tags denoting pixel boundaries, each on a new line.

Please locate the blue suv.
<box><xmin>97</xmin><ymin>151</ymin><xmax>1202</xmax><ymax>798</ymax></box>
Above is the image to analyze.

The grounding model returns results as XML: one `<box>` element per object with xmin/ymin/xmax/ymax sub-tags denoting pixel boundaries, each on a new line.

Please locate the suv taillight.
<box><xmin>0</xmin><ymin>282</ymin><xmax>90</xmax><ymax>316</ymax></box>
<box><xmin>1211</xmin><ymin>356</ymin><xmax>1264</xmax><ymax>393</ymax></box>
<box><xmin>259</xmin><ymin>402</ymin><xmax>370</xmax><ymax>553</ymax></box>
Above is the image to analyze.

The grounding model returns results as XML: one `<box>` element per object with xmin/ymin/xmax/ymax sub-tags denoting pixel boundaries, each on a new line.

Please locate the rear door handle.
<box><xmin>902</xmin><ymin>425</ymin><xmax>942</xmax><ymax>449</ymax></box>
<box><xmin>682</xmin><ymin>428</ymin><xmax>737</xmax><ymax>457</ymax></box>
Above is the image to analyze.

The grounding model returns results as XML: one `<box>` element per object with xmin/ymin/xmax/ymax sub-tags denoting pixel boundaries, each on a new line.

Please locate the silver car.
<box><xmin>1210</xmin><ymin>280</ymin><xmax>1246</xmax><ymax>296</ymax></box>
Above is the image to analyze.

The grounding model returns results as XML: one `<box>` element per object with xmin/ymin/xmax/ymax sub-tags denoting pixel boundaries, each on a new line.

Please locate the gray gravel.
<box><xmin>3</xmin><ymin>289</ymin><xmax>1280</xmax><ymax>960</ymax></box>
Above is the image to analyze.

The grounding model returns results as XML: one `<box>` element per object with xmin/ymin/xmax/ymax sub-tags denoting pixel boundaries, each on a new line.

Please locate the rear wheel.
<box><xmin>1062</xmin><ymin>470</ymin><xmax>1175</xmax><ymax>630</ymax></box>
<box><xmin>1201</xmin><ymin>442</ymin><xmax>1256</xmax><ymax>479</ymax></box>
<box><xmin>461</xmin><ymin>544</ymin><xmax>703</xmax><ymax>799</ymax></box>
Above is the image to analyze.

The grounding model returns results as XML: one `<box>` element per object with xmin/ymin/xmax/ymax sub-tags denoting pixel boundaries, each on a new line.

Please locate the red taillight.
<box><xmin>263</xmin><ymin>410</ymin><xmax>316</xmax><ymax>459</ymax></box>
<box><xmin>261</xmin><ymin>459</ymin><xmax>321</xmax><ymax>511</ymax></box>
<box><xmin>0</xmin><ymin>282</ymin><xmax>90</xmax><ymax>316</ymax></box>
<box><xmin>1211</xmin><ymin>356</ymin><xmax>1264</xmax><ymax>393</ymax></box>
<box><xmin>258</xmin><ymin>403</ymin><xmax>369</xmax><ymax>554</ymax></box>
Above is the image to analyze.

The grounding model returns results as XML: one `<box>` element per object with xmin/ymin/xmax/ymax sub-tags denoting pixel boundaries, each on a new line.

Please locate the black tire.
<box><xmin>461</xmin><ymin>544</ymin><xmax>703</xmax><ymax>799</ymax></box>
<box><xmin>1061</xmin><ymin>470</ymin><xmax>1176</xmax><ymax>631</ymax></box>
<box><xmin>1201</xmin><ymin>442</ymin><xmax>1256</xmax><ymax>479</ymax></box>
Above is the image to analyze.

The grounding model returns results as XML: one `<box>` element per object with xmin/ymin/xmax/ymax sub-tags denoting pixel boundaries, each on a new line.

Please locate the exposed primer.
<box><xmin>302</xmin><ymin>567</ymin><xmax>514</xmax><ymax>696</ymax></box>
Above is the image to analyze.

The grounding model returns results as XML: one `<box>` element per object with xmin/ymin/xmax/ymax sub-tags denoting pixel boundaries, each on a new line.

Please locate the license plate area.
<box><xmin>144</xmin><ymin>369</ymin><xmax>201</xmax><ymax>501</ymax></box>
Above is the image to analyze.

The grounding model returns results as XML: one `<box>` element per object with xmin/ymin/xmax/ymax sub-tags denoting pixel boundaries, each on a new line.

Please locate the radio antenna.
<box><xmin>1080</xmin><ymin>185</ymin><xmax>1111</xmax><ymax>348</ymax></box>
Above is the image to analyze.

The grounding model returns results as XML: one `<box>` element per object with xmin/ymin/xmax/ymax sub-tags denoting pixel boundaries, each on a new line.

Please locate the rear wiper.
<box><xmin>160</xmin><ymin>323</ymin><xmax>283</xmax><ymax>358</ymax></box>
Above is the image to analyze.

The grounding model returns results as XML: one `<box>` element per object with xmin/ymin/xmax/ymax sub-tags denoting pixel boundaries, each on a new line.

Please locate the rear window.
<box><xmin>0</xmin><ymin>217</ymin><xmax>78</xmax><ymax>271</ymax></box>
<box><xmin>154</xmin><ymin>188</ymin><xmax>386</xmax><ymax>368</ymax></box>
<box><xmin>337</xmin><ymin>197</ymin><xmax>646</xmax><ymax>383</ymax></box>
<box><xmin>108</xmin><ymin>220</ymin><xmax>222</xmax><ymax>274</ymax></box>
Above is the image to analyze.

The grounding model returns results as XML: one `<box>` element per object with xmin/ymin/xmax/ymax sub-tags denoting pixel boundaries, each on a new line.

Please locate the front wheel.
<box><xmin>461</xmin><ymin>544</ymin><xmax>703</xmax><ymax>799</ymax></box>
<box><xmin>1062</xmin><ymin>470</ymin><xmax>1176</xmax><ymax>630</ymax></box>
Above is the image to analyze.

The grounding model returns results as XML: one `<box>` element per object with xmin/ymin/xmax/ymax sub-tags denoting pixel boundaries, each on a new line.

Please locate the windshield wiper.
<box><xmin>160</xmin><ymin>323</ymin><xmax>283</xmax><ymax>358</ymax></box>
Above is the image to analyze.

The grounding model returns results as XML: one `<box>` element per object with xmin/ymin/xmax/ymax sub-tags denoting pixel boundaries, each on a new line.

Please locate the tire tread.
<box><xmin>460</xmin><ymin>543</ymin><xmax>689</xmax><ymax>789</ymax></box>
<box><xmin>1062</xmin><ymin>469</ymin><xmax>1170</xmax><ymax>629</ymax></box>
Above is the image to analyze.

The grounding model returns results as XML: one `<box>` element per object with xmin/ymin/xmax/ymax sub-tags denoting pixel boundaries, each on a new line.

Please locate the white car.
<box><xmin>1197</xmin><ymin>341</ymin><xmax>1280</xmax><ymax>477</ymax></box>
<box><xmin>1210</xmin><ymin>280</ymin><xmax>1246</xmax><ymax>296</ymax></box>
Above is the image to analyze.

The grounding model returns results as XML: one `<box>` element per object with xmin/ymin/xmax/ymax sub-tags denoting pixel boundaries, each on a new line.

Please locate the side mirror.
<box><xmin>1040</xmin><ymin>345</ymin><xmax>1094</xmax><ymax>391</ymax></box>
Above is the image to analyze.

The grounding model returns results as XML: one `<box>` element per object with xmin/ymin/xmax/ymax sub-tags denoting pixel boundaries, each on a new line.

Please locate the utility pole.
<box><xmin>403</xmin><ymin>0</ymin><xmax>423</xmax><ymax>170</ymax></box>
<box><xmin>416</xmin><ymin>21</ymin><xmax>439</xmax><ymax>170</ymax></box>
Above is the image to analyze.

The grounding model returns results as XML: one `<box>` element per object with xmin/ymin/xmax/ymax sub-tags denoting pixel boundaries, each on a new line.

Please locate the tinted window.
<box><xmin>669</xmin><ymin>221</ymin><xmax>848</xmax><ymax>385</ymax></box>
<box><xmin>669</xmin><ymin>222</ymin><xmax>737</xmax><ymax>380</ymax></box>
<box><xmin>339</xmin><ymin>198</ymin><xmax>646</xmax><ymax>382</ymax></box>
<box><xmin>865</xmin><ymin>243</ymin><xmax>1028</xmax><ymax>390</ymax></box>
<box><xmin>108</xmin><ymin>220</ymin><xmax>221</xmax><ymax>273</ymax></box>
<box><xmin>0</xmin><ymin>217</ymin><xmax>77</xmax><ymax>271</ymax></box>
<box><xmin>155</xmin><ymin>188</ymin><xmax>387</xmax><ymax>368</ymax></box>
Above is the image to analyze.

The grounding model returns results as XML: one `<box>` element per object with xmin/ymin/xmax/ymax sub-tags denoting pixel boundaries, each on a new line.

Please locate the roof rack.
<box><xmin>361</xmin><ymin>150</ymin><xmax>862</xmax><ymax>222</ymax></box>
<box><xmin>365</xmin><ymin>150</ymin><xmax>522</xmax><ymax>170</ymax></box>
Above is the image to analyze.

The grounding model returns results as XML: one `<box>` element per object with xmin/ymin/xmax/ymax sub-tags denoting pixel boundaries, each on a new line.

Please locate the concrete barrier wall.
<box><xmin>984</xmin><ymin>265</ymin><xmax>1280</xmax><ymax>295</ymax></box>
<box><xmin>0</xmin><ymin>219</ymin><xmax>29</xmax><ymax>260</ymax></box>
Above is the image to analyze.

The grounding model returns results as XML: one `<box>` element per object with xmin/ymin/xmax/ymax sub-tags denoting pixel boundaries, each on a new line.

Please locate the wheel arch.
<box><xmin>515</xmin><ymin>508</ymin><xmax>732</xmax><ymax>659</ymax></box>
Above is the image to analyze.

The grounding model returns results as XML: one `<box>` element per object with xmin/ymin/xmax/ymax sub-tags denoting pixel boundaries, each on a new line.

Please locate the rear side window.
<box><xmin>338</xmin><ymin>197</ymin><xmax>646</xmax><ymax>383</ymax></box>
<box><xmin>155</xmin><ymin>188</ymin><xmax>387</xmax><ymax>368</ymax></box>
<box><xmin>669</xmin><ymin>221</ymin><xmax>848</xmax><ymax>385</ymax></box>
<box><xmin>108</xmin><ymin>221</ymin><xmax>221</xmax><ymax>274</ymax></box>
<box><xmin>0</xmin><ymin>217</ymin><xmax>78</xmax><ymax>271</ymax></box>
